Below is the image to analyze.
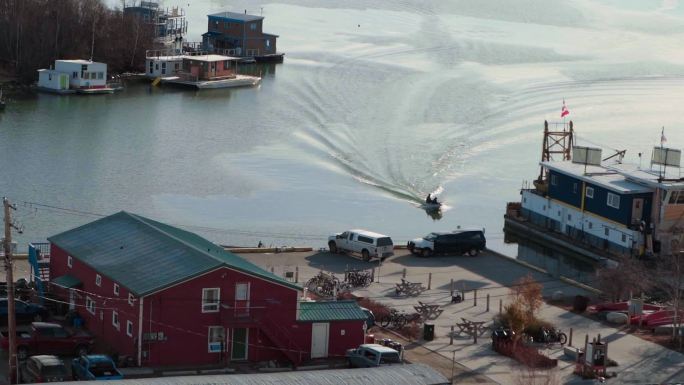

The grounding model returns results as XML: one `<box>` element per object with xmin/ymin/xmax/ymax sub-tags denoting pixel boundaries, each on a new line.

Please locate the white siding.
<box><xmin>522</xmin><ymin>190</ymin><xmax>641</xmax><ymax>249</ymax></box>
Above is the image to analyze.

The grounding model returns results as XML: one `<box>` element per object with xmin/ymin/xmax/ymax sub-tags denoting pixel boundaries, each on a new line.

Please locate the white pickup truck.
<box><xmin>328</xmin><ymin>229</ymin><xmax>394</xmax><ymax>261</ymax></box>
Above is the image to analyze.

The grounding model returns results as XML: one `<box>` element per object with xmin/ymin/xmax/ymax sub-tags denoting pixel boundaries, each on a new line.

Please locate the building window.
<box><xmin>250</xmin><ymin>22</ymin><xmax>257</xmax><ymax>31</ymax></box>
<box><xmin>557</xmin><ymin>210</ymin><xmax>561</xmax><ymax>217</ymax></box>
<box><xmin>149</xmin><ymin>61</ymin><xmax>154</xmax><ymax>74</ymax></box>
<box><xmin>585</xmin><ymin>187</ymin><xmax>594</xmax><ymax>199</ymax></box>
<box><xmin>86</xmin><ymin>297</ymin><xmax>95</xmax><ymax>315</ymax></box>
<box><xmin>96</xmin><ymin>274</ymin><xmax>102</xmax><ymax>287</ymax></box>
<box><xmin>67</xmin><ymin>256</ymin><xmax>73</xmax><ymax>268</ymax></box>
<box><xmin>155</xmin><ymin>63</ymin><xmax>159</xmax><ymax>70</ymax></box>
<box><xmin>202</xmin><ymin>288</ymin><xmax>220</xmax><ymax>313</ymax></box>
<box><xmin>208</xmin><ymin>326</ymin><xmax>225</xmax><ymax>353</ymax></box>
<box><xmin>607</xmin><ymin>192</ymin><xmax>620</xmax><ymax>209</ymax></box>
<box><xmin>542</xmin><ymin>205</ymin><xmax>546</xmax><ymax>211</ymax></box>
<box><xmin>621</xmin><ymin>234</ymin><xmax>627</xmax><ymax>243</ymax></box>
<box><xmin>126</xmin><ymin>320</ymin><xmax>133</xmax><ymax>337</ymax></box>
<box><xmin>175</xmin><ymin>63</ymin><xmax>179</xmax><ymax>70</ymax></box>
<box><xmin>48</xmin><ymin>73</ymin><xmax>52</xmax><ymax>81</ymax></box>
<box><xmin>235</xmin><ymin>283</ymin><xmax>249</xmax><ymax>301</ymax></box>
<box><xmin>224</xmin><ymin>22</ymin><xmax>231</xmax><ymax>29</ymax></box>
<box><xmin>128</xmin><ymin>293</ymin><xmax>135</xmax><ymax>306</ymax></box>
<box><xmin>573</xmin><ymin>183</ymin><xmax>578</xmax><ymax>194</ymax></box>
<box><xmin>605</xmin><ymin>227</ymin><xmax>610</xmax><ymax>236</ymax></box>
<box><xmin>98</xmin><ymin>72</ymin><xmax>103</xmax><ymax>80</ymax></box>
<box><xmin>112</xmin><ymin>311</ymin><xmax>120</xmax><ymax>330</ymax></box>
<box><xmin>72</xmin><ymin>71</ymin><xmax>78</xmax><ymax>79</ymax></box>
<box><xmin>588</xmin><ymin>222</ymin><xmax>593</xmax><ymax>229</ymax></box>
<box><xmin>550</xmin><ymin>174</ymin><xmax>557</xmax><ymax>186</ymax></box>
<box><xmin>567</xmin><ymin>214</ymin><xmax>571</xmax><ymax>221</ymax></box>
<box><xmin>113</xmin><ymin>283</ymin><xmax>120</xmax><ymax>296</ymax></box>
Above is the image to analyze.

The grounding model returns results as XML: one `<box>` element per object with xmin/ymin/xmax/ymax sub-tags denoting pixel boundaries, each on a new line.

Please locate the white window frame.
<box><xmin>585</xmin><ymin>187</ymin><xmax>594</xmax><ymax>199</ymax></box>
<box><xmin>113</xmin><ymin>283</ymin><xmax>120</xmax><ymax>296</ymax></box>
<box><xmin>202</xmin><ymin>288</ymin><xmax>220</xmax><ymax>313</ymax></box>
<box><xmin>67</xmin><ymin>256</ymin><xmax>73</xmax><ymax>268</ymax></box>
<box><xmin>86</xmin><ymin>296</ymin><xmax>95</xmax><ymax>315</ymax></box>
<box><xmin>95</xmin><ymin>274</ymin><xmax>102</xmax><ymax>287</ymax></box>
<box><xmin>607</xmin><ymin>192</ymin><xmax>620</xmax><ymax>209</ymax></box>
<box><xmin>550</xmin><ymin>174</ymin><xmax>558</xmax><ymax>186</ymax></box>
<box><xmin>112</xmin><ymin>310</ymin><xmax>120</xmax><ymax>330</ymax></box>
<box><xmin>126</xmin><ymin>320</ymin><xmax>133</xmax><ymax>337</ymax></box>
<box><xmin>208</xmin><ymin>326</ymin><xmax>225</xmax><ymax>353</ymax></box>
<box><xmin>235</xmin><ymin>283</ymin><xmax>249</xmax><ymax>301</ymax></box>
<box><xmin>128</xmin><ymin>293</ymin><xmax>135</xmax><ymax>306</ymax></box>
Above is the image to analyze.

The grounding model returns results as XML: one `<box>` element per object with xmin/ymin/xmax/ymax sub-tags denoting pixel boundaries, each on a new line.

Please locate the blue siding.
<box><xmin>548</xmin><ymin>170</ymin><xmax>653</xmax><ymax>226</ymax></box>
<box><xmin>548</xmin><ymin>170</ymin><xmax>582</xmax><ymax>208</ymax></box>
<box><xmin>583</xmin><ymin>183</ymin><xmax>630</xmax><ymax>225</ymax></box>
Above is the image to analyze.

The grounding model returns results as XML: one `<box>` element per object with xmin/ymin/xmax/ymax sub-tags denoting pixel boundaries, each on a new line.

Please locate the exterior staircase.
<box><xmin>28</xmin><ymin>243</ymin><xmax>50</xmax><ymax>303</ymax></box>
<box><xmin>259</xmin><ymin>317</ymin><xmax>305</xmax><ymax>366</ymax></box>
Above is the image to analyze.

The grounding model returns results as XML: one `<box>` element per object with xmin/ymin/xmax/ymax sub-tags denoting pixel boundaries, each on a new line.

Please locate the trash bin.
<box><xmin>423</xmin><ymin>323</ymin><xmax>435</xmax><ymax>341</ymax></box>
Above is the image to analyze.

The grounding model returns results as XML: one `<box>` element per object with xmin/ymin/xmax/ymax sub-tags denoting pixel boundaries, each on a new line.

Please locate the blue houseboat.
<box><xmin>506</xmin><ymin>121</ymin><xmax>683</xmax><ymax>260</ymax></box>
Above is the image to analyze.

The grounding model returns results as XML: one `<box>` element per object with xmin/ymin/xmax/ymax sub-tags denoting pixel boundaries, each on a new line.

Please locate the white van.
<box><xmin>328</xmin><ymin>229</ymin><xmax>394</xmax><ymax>261</ymax></box>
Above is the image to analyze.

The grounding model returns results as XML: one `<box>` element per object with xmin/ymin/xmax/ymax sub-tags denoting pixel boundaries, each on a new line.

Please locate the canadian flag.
<box><xmin>561</xmin><ymin>99</ymin><xmax>570</xmax><ymax>118</ymax></box>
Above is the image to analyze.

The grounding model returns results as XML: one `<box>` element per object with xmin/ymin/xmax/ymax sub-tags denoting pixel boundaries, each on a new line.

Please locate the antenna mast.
<box><xmin>538</xmin><ymin>120</ymin><xmax>574</xmax><ymax>182</ymax></box>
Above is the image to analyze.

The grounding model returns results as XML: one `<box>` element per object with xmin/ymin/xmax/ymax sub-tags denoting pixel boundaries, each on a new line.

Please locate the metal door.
<box><xmin>632</xmin><ymin>199</ymin><xmax>644</xmax><ymax>224</ymax></box>
<box><xmin>310</xmin><ymin>323</ymin><xmax>329</xmax><ymax>358</ymax></box>
<box><xmin>231</xmin><ymin>328</ymin><xmax>248</xmax><ymax>360</ymax></box>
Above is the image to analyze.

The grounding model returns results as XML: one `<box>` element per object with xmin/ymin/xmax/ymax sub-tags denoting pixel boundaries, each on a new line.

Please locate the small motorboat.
<box><xmin>421</xmin><ymin>202</ymin><xmax>442</xmax><ymax>211</ymax></box>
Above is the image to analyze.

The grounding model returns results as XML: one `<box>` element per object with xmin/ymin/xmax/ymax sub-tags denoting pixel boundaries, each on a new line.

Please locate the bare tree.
<box><xmin>654</xmin><ymin>238</ymin><xmax>684</xmax><ymax>345</ymax></box>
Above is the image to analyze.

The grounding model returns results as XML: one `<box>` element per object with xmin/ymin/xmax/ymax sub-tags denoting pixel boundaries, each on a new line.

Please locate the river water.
<box><xmin>2</xmin><ymin>0</ymin><xmax>684</xmax><ymax>254</ymax></box>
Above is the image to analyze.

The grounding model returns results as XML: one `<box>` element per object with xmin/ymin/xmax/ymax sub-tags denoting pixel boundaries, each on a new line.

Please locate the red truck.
<box><xmin>0</xmin><ymin>322</ymin><xmax>95</xmax><ymax>360</ymax></box>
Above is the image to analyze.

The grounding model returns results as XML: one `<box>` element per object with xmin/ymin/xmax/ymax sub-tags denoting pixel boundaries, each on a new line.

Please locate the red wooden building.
<box><xmin>48</xmin><ymin>211</ymin><xmax>366</xmax><ymax>367</ymax></box>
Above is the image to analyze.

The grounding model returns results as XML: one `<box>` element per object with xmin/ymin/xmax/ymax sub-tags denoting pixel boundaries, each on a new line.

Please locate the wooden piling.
<box><xmin>403</xmin><ymin>268</ymin><xmax>407</xmax><ymax>279</ymax></box>
<box><xmin>499</xmin><ymin>299</ymin><xmax>502</xmax><ymax>314</ymax></box>
<box><xmin>428</xmin><ymin>272</ymin><xmax>432</xmax><ymax>290</ymax></box>
<box><xmin>450</xmin><ymin>279</ymin><xmax>454</xmax><ymax>297</ymax></box>
<box><xmin>450</xmin><ymin>326</ymin><xmax>454</xmax><ymax>345</ymax></box>
<box><xmin>486</xmin><ymin>294</ymin><xmax>490</xmax><ymax>312</ymax></box>
<box><xmin>473</xmin><ymin>289</ymin><xmax>477</xmax><ymax>307</ymax></box>
<box><xmin>569</xmin><ymin>328</ymin><xmax>573</xmax><ymax>347</ymax></box>
<box><xmin>295</xmin><ymin>266</ymin><xmax>299</xmax><ymax>283</ymax></box>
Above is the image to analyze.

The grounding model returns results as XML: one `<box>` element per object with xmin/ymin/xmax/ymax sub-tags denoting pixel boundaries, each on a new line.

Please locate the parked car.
<box><xmin>19</xmin><ymin>355</ymin><xmax>68</xmax><ymax>383</ymax></box>
<box><xmin>72</xmin><ymin>354</ymin><xmax>123</xmax><ymax>381</ymax></box>
<box><xmin>328</xmin><ymin>229</ymin><xmax>394</xmax><ymax>261</ymax></box>
<box><xmin>0</xmin><ymin>322</ymin><xmax>95</xmax><ymax>360</ymax></box>
<box><xmin>0</xmin><ymin>298</ymin><xmax>49</xmax><ymax>324</ymax></box>
<box><xmin>407</xmin><ymin>229</ymin><xmax>486</xmax><ymax>257</ymax></box>
<box><xmin>346</xmin><ymin>344</ymin><xmax>401</xmax><ymax>368</ymax></box>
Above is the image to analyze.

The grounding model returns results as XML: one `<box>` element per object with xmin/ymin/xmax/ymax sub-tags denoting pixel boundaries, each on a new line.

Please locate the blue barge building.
<box><xmin>505</xmin><ymin>121</ymin><xmax>683</xmax><ymax>261</ymax></box>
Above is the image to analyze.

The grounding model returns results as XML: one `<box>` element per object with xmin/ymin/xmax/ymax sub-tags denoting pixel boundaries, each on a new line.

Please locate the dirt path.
<box><xmin>372</xmin><ymin>329</ymin><xmax>499</xmax><ymax>384</ymax></box>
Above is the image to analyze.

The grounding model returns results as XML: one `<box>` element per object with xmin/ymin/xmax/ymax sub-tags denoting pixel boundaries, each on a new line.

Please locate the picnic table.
<box><xmin>454</xmin><ymin>318</ymin><xmax>488</xmax><ymax>337</ymax></box>
<box><xmin>414</xmin><ymin>301</ymin><xmax>443</xmax><ymax>320</ymax></box>
<box><xmin>395</xmin><ymin>278</ymin><xmax>426</xmax><ymax>296</ymax></box>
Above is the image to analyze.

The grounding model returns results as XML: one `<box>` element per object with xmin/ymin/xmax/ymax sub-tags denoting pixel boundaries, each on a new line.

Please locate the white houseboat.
<box><xmin>505</xmin><ymin>121</ymin><xmax>684</xmax><ymax>260</ymax></box>
<box><xmin>37</xmin><ymin>60</ymin><xmax>116</xmax><ymax>94</ymax></box>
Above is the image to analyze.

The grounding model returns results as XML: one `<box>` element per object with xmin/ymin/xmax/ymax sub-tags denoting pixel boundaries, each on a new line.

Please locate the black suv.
<box><xmin>408</xmin><ymin>230</ymin><xmax>486</xmax><ymax>257</ymax></box>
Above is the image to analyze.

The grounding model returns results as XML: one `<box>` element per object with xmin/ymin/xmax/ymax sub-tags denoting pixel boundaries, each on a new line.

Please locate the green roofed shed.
<box><xmin>297</xmin><ymin>300</ymin><xmax>368</xmax><ymax>322</ymax></box>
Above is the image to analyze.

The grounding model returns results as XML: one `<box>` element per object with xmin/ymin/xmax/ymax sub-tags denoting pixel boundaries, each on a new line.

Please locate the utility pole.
<box><xmin>4</xmin><ymin>197</ymin><xmax>19</xmax><ymax>384</ymax></box>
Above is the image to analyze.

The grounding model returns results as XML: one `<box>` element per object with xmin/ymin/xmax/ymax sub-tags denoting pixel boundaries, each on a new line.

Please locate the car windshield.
<box><xmin>380</xmin><ymin>353</ymin><xmax>401</xmax><ymax>364</ymax></box>
<box><xmin>424</xmin><ymin>233</ymin><xmax>438</xmax><ymax>241</ymax></box>
<box><xmin>42</xmin><ymin>364</ymin><xmax>67</xmax><ymax>376</ymax></box>
<box><xmin>376</xmin><ymin>237</ymin><xmax>393</xmax><ymax>247</ymax></box>
<box><xmin>90</xmin><ymin>361</ymin><xmax>117</xmax><ymax>376</ymax></box>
